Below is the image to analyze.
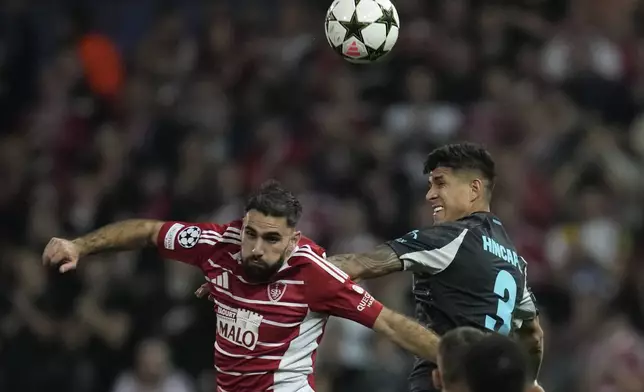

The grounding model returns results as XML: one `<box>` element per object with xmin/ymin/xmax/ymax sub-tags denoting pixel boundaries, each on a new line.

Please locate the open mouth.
<box><xmin>433</xmin><ymin>206</ymin><xmax>444</xmax><ymax>216</ymax></box>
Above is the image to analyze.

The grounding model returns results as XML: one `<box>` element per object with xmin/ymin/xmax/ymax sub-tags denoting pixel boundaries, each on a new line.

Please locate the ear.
<box><xmin>432</xmin><ymin>369</ymin><xmax>442</xmax><ymax>390</ymax></box>
<box><xmin>288</xmin><ymin>231</ymin><xmax>301</xmax><ymax>252</ymax></box>
<box><xmin>471</xmin><ymin>178</ymin><xmax>484</xmax><ymax>202</ymax></box>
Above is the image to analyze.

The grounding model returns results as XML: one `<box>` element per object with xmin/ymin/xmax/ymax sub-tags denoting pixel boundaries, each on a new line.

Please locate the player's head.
<box><xmin>463</xmin><ymin>333</ymin><xmax>532</xmax><ymax>392</ymax></box>
<box><xmin>242</xmin><ymin>180</ymin><xmax>302</xmax><ymax>282</ymax></box>
<box><xmin>433</xmin><ymin>326</ymin><xmax>486</xmax><ymax>392</ymax></box>
<box><xmin>423</xmin><ymin>143</ymin><xmax>496</xmax><ymax>224</ymax></box>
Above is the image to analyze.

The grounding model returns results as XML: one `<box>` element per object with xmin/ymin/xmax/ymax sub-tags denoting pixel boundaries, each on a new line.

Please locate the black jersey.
<box><xmin>385</xmin><ymin>212</ymin><xmax>538</xmax><ymax>392</ymax></box>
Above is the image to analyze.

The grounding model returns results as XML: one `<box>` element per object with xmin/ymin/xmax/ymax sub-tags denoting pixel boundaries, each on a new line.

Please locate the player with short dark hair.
<box><xmin>463</xmin><ymin>333</ymin><xmax>542</xmax><ymax>392</ymax></box>
<box><xmin>43</xmin><ymin>180</ymin><xmax>442</xmax><ymax>391</ymax></box>
<box><xmin>432</xmin><ymin>327</ymin><xmax>486</xmax><ymax>392</ymax></box>
<box><xmin>324</xmin><ymin>143</ymin><xmax>545</xmax><ymax>392</ymax></box>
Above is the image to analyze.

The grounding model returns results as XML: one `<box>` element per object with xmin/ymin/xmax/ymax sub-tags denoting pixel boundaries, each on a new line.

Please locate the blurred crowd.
<box><xmin>1</xmin><ymin>0</ymin><xmax>644</xmax><ymax>391</ymax></box>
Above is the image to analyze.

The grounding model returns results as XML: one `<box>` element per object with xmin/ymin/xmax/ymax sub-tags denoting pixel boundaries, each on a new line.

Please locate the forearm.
<box><xmin>373</xmin><ymin>307</ymin><xmax>439</xmax><ymax>362</ymax></box>
<box><xmin>524</xmin><ymin>338</ymin><xmax>543</xmax><ymax>381</ymax></box>
<box><xmin>327</xmin><ymin>244</ymin><xmax>403</xmax><ymax>281</ymax></box>
<box><xmin>73</xmin><ymin>220</ymin><xmax>162</xmax><ymax>257</ymax></box>
<box><xmin>514</xmin><ymin>318</ymin><xmax>544</xmax><ymax>380</ymax></box>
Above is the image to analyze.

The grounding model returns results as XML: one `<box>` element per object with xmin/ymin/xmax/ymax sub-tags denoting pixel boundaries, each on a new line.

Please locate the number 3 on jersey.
<box><xmin>485</xmin><ymin>270</ymin><xmax>517</xmax><ymax>335</ymax></box>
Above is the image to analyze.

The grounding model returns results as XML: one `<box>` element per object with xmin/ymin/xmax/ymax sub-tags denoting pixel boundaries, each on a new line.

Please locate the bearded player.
<box><xmin>42</xmin><ymin>180</ymin><xmax>441</xmax><ymax>392</ymax></box>
<box><xmin>323</xmin><ymin>143</ymin><xmax>544</xmax><ymax>392</ymax></box>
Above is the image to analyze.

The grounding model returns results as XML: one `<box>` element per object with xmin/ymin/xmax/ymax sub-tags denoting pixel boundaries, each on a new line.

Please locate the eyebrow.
<box><xmin>245</xmin><ymin>226</ymin><xmax>283</xmax><ymax>237</ymax></box>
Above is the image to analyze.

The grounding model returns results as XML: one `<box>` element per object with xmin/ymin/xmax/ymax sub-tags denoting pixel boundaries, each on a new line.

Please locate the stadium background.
<box><xmin>1</xmin><ymin>0</ymin><xmax>644</xmax><ymax>391</ymax></box>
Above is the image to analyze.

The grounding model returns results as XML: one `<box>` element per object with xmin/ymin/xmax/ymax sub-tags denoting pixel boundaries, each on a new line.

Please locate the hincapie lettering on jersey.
<box><xmin>216</xmin><ymin>303</ymin><xmax>263</xmax><ymax>350</ymax></box>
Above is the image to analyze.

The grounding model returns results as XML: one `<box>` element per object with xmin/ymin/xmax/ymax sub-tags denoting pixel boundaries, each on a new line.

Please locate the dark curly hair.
<box><xmin>245</xmin><ymin>180</ymin><xmax>303</xmax><ymax>227</ymax></box>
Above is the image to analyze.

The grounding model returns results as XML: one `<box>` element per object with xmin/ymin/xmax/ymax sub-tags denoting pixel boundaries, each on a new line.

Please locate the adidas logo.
<box><xmin>214</xmin><ymin>271</ymin><xmax>229</xmax><ymax>289</ymax></box>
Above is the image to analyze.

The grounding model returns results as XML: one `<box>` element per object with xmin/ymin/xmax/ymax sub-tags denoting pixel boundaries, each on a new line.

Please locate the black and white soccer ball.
<box><xmin>178</xmin><ymin>226</ymin><xmax>201</xmax><ymax>248</ymax></box>
<box><xmin>325</xmin><ymin>0</ymin><xmax>400</xmax><ymax>64</ymax></box>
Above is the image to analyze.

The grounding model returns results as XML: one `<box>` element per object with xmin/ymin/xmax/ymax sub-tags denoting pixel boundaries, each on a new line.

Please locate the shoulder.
<box><xmin>198</xmin><ymin>219</ymin><xmax>242</xmax><ymax>237</ymax></box>
<box><xmin>290</xmin><ymin>243</ymin><xmax>349</xmax><ymax>283</ymax></box>
<box><xmin>298</xmin><ymin>235</ymin><xmax>327</xmax><ymax>257</ymax></box>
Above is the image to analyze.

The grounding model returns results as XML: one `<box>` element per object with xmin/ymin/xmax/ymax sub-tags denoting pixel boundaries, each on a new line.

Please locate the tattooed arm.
<box><xmin>327</xmin><ymin>244</ymin><xmax>404</xmax><ymax>281</ymax></box>
<box><xmin>43</xmin><ymin>220</ymin><xmax>163</xmax><ymax>273</ymax></box>
<box><xmin>73</xmin><ymin>220</ymin><xmax>163</xmax><ymax>256</ymax></box>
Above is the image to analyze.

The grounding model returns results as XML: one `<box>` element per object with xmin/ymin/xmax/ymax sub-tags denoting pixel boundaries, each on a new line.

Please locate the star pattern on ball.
<box><xmin>324</xmin><ymin>0</ymin><xmax>400</xmax><ymax>63</ymax></box>
<box><xmin>337</xmin><ymin>9</ymin><xmax>371</xmax><ymax>43</ymax></box>
<box><xmin>376</xmin><ymin>4</ymin><xmax>398</xmax><ymax>35</ymax></box>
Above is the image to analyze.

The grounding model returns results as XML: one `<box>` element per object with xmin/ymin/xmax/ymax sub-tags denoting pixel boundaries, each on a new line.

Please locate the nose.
<box><xmin>251</xmin><ymin>240</ymin><xmax>264</xmax><ymax>256</ymax></box>
<box><xmin>426</xmin><ymin>188</ymin><xmax>438</xmax><ymax>202</ymax></box>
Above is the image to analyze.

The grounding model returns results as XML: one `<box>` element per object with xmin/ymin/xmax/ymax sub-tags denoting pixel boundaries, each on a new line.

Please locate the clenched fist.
<box><xmin>42</xmin><ymin>237</ymin><xmax>81</xmax><ymax>273</ymax></box>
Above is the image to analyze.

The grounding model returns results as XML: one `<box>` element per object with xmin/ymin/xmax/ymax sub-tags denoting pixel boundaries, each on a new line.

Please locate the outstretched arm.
<box><xmin>72</xmin><ymin>220</ymin><xmax>162</xmax><ymax>256</ymax></box>
<box><xmin>327</xmin><ymin>244</ymin><xmax>403</xmax><ymax>281</ymax></box>
<box><xmin>372</xmin><ymin>307</ymin><xmax>440</xmax><ymax>362</ymax></box>
<box><xmin>43</xmin><ymin>220</ymin><xmax>163</xmax><ymax>272</ymax></box>
<box><xmin>329</xmin><ymin>225</ymin><xmax>470</xmax><ymax>281</ymax></box>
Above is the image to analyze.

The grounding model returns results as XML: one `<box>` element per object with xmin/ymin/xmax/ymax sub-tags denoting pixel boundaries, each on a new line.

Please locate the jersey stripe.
<box><xmin>261</xmin><ymin>319</ymin><xmax>303</xmax><ymax>328</ymax></box>
<box><xmin>215</xmin><ymin>366</ymin><xmax>269</xmax><ymax>376</ymax></box>
<box><xmin>213</xmin><ymin>285</ymin><xmax>308</xmax><ymax>307</ymax></box>
<box><xmin>215</xmin><ymin>341</ymin><xmax>283</xmax><ymax>360</ymax></box>
<box><xmin>272</xmin><ymin>310</ymin><xmax>326</xmax><ymax>391</ymax></box>
<box><xmin>293</xmin><ymin>251</ymin><xmax>345</xmax><ymax>283</ymax></box>
<box><xmin>207</xmin><ymin>260</ymin><xmax>305</xmax><ymax>286</ymax></box>
<box><xmin>299</xmin><ymin>246</ymin><xmax>349</xmax><ymax>279</ymax></box>
<box><xmin>256</xmin><ymin>341</ymin><xmax>287</xmax><ymax>347</ymax></box>
<box><xmin>198</xmin><ymin>239</ymin><xmax>217</xmax><ymax>246</ymax></box>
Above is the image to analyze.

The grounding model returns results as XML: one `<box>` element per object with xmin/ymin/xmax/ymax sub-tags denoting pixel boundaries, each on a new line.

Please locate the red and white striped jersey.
<box><xmin>157</xmin><ymin>220</ymin><xmax>384</xmax><ymax>392</ymax></box>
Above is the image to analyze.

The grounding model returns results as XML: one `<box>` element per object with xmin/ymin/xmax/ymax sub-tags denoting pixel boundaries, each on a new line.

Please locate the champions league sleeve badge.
<box><xmin>178</xmin><ymin>226</ymin><xmax>202</xmax><ymax>248</ymax></box>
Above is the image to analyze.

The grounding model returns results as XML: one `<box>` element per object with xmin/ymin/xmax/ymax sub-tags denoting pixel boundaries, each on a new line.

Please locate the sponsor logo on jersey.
<box><xmin>267</xmin><ymin>281</ymin><xmax>287</xmax><ymax>302</ymax></box>
<box><xmin>216</xmin><ymin>304</ymin><xmax>263</xmax><ymax>350</ymax></box>
<box><xmin>213</xmin><ymin>271</ymin><xmax>229</xmax><ymax>289</ymax></box>
<box><xmin>178</xmin><ymin>226</ymin><xmax>201</xmax><ymax>248</ymax></box>
<box><xmin>164</xmin><ymin>223</ymin><xmax>185</xmax><ymax>250</ymax></box>
<box><xmin>357</xmin><ymin>291</ymin><xmax>375</xmax><ymax>312</ymax></box>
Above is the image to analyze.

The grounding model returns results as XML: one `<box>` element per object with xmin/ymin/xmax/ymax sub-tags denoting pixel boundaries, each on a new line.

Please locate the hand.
<box><xmin>194</xmin><ymin>283</ymin><xmax>215</xmax><ymax>302</ymax></box>
<box><xmin>42</xmin><ymin>237</ymin><xmax>81</xmax><ymax>273</ymax></box>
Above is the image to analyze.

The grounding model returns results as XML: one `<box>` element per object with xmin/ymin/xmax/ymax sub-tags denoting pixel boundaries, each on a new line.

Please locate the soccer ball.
<box><xmin>324</xmin><ymin>0</ymin><xmax>400</xmax><ymax>64</ymax></box>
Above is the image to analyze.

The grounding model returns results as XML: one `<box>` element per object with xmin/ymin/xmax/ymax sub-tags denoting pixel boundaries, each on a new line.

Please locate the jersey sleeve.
<box><xmin>384</xmin><ymin>223</ymin><xmax>469</xmax><ymax>274</ymax></box>
<box><xmin>156</xmin><ymin>221</ymin><xmax>225</xmax><ymax>269</ymax></box>
<box><xmin>299</xmin><ymin>246</ymin><xmax>384</xmax><ymax>328</ymax></box>
<box><xmin>514</xmin><ymin>258</ymin><xmax>539</xmax><ymax>320</ymax></box>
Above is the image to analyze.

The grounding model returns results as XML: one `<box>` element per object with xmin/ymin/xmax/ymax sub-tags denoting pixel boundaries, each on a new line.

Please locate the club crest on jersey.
<box><xmin>178</xmin><ymin>226</ymin><xmax>201</xmax><ymax>248</ymax></box>
<box><xmin>267</xmin><ymin>281</ymin><xmax>287</xmax><ymax>303</ymax></box>
<box><xmin>216</xmin><ymin>303</ymin><xmax>263</xmax><ymax>350</ymax></box>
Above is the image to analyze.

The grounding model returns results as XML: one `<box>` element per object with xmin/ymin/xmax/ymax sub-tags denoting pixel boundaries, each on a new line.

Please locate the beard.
<box><xmin>241</xmin><ymin>252</ymin><xmax>286</xmax><ymax>283</ymax></box>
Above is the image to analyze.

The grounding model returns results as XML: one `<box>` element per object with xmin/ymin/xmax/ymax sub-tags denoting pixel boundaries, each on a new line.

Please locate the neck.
<box><xmin>471</xmin><ymin>202</ymin><xmax>490</xmax><ymax>214</ymax></box>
